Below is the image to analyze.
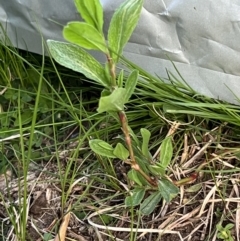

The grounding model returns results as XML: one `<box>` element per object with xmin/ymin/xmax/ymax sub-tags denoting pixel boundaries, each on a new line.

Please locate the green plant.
<box><xmin>216</xmin><ymin>223</ymin><xmax>234</xmax><ymax>241</ymax></box>
<box><xmin>47</xmin><ymin>0</ymin><xmax>178</xmax><ymax>214</ymax></box>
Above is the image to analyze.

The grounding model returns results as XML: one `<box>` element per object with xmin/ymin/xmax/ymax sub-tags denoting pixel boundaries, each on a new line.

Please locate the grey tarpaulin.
<box><xmin>1</xmin><ymin>0</ymin><xmax>240</xmax><ymax>104</ymax></box>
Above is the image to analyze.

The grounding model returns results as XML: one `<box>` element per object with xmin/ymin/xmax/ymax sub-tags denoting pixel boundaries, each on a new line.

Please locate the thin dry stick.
<box><xmin>180</xmin><ymin>133</ymin><xmax>189</xmax><ymax>164</ymax></box>
<box><xmin>182</xmin><ymin>138</ymin><xmax>214</xmax><ymax>169</ymax></box>
<box><xmin>87</xmin><ymin>206</ymin><xmax>184</xmax><ymax>241</ymax></box>
<box><xmin>201</xmin><ymin>199</ymin><xmax>215</xmax><ymax>240</ymax></box>
<box><xmin>231</xmin><ymin>178</ymin><xmax>240</xmax><ymax>241</ymax></box>
<box><xmin>185</xmin><ymin>222</ymin><xmax>205</xmax><ymax>241</ymax></box>
<box><xmin>164</xmin><ymin>205</ymin><xmax>201</xmax><ymax>230</ymax></box>
<box><xmin>201</xmin><ymin>198</ymin><xmax>240</xmax><ymax>203</ymax></box>
<box><xmin>54</xmin><ymin>204</ymin><xmax>71</xmax><ymax>241</ymax></box>
<box><xmin>197</xmin><ymin>182</ymin><xmax>220</xmax><ymax>218</ymax></box>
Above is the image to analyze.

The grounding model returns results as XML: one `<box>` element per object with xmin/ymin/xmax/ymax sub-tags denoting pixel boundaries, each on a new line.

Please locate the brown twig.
<box><xmin>106</xmin><ymin>53</ymin><xmax>158</xmax><ymax>187</ymax></box>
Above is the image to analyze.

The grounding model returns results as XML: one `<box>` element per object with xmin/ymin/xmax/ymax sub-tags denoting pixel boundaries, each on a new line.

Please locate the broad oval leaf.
<box><xmin>124</xmin><ymin>70</ymin><xmax>138</xmax><ymax>102</ymax></box>
<box><xmin>98</xmin><ymin>141</ymin><xmax>115</xmax><ymax>151</ymax></box>
<box><xmin>140</xmin><ymin>191</ymin><xmax>162</xmax><ymax>215</ymax></box>
<box><xmin>47</xmin><ymin>40</ymin><xmax>108</xmax><ymax>87</ymax></box>
<box><xmin>89</xmin><ymin>139</ymin><xmax>115</xmax><ymax>158</ymax></box>
<box><xmin>159</xmin><ymin>136</ymin><xmax>173</xmax><ymax>168</ymax></box>
<box><xmin>127</xmin><ymin>169</ymin><xmax>142</xmax><ymax>186</ymax></box>
<box><xmin>158</xmin><ymin>179</ymin><xmax>178</xmax><ymax>203</ymax></box>
<box><xmin>125</xmin><ymin>188</ymin><xmax>145</xmax><ymax>207</ymax></box>
<box><xmin>113</xmin><ymin>143</ymin><xmax>129</xmax><ymax>160</ymax></box>
<box><xmin>14</xmin><ymin>111</ymin><xmax>33</xmax><ymax>126</ymax></box>
<box><xmin>108</xmin><ymin>0</ymin><xmax>143</xmax><ymax>62</ymax></box>
<box><xmin>63</xmin><ymin>22</ymin><xmax>107</xmax><ymax>53</ymax></box>
<box><xmin>74</xmin><ymin>0</ymin><xmax>103</xmax><ymax>32</ymax></box>
<box><xmin>224</xmin><ymin>223</ymin><xmax>235</xmax><ymax>230</ymax></box>
<box><xmin>185</xmin><ymin>183</ymin><xmax>202</xmax><ymax>193</ymax></box>
<box><xmin>97</xmin><ymin>88</ymin><xmax>126</xmax><ymax>113</ymax></box>
<box><xmin>148</xmin><ymin>165</ymin><xmax>165</xmax><ymax>176</ymax></box>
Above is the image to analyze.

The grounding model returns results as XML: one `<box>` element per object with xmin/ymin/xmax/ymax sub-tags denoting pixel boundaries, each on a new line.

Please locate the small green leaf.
<box><xmin>225</xmin><ymin>223</ymin><xmax>234</xmax><ymax>230</ymax></box>
<box><xmin>148</xmin><ymin>165</ymin><xmax>165</xmax><ymax>176</ymax></box>
<box><xmin>63</xmin><ymin>22</ymin><xmax>107</xmax><ymax>53</ymax></box>
<box><xmin>4</xmin><ymin>89</ymin><xmax>18</xmax><ymax>100</ymax></box>
<box><xmin>98</xmin><ymin>141</ymin><xmax>115</xmax><ymax>151</ymax></box>
<box><xmin>113</xmin><ymin>143</ymin><xmax>129</xmax><ymax>160</ymax></box>
<box><xmin>135</xmin><ymin>156</ymin><xmax>151</xmax><ymax>175</ymax></box>
<box><xmin>100</xmin><ymin>89</ymin><xmax>111</xmax><ymax>97</ymax></box>
<box><xmin>128</xmin><ymin>126</ymin><xmax>140</xmax><ymax>147</ymax></box>
<box><xmin>185</xmin><ymin>183</ymin><xmax>202</xmax><ymax>193</ymax></box>
<box><xmin>47</xmin><ymin>40</ymin><xmax>108</xmax><ymax>87</ymax></box>
<box><xmin>158</xmin><ymin>179</ymin><xmax>178</xmax><ymax>202</ymax></box>
<box><xmin>74</xmin><ymin>0</ymin><xmax>103</xmax><ymax>32</ymax></box>
<box><xmin>14</xmin><ymin>111</ymin><xmax>33</xmax><ymax>126</ymax></box>
<box><xmin>21</xmin><ymin>93</ymin><xmax>32</xmax><ymax>103</ymax></box>
<box><xmin>140</xmin><ymin>191</ymin><xmax>162</xmax><ymax>215</ymax></box>
<box><xmin>127</xmin><ymin>169</ymin><xmax>142</xmax><ymax>186</ymax></box>
<box><xmin>125</xmin><ymin>188</ymin><xmax>145</xmax><ymax>207</ymax></box>
<box><xmin>117</xmin><ymin>69</ymin><xmax>124</xmax><ymax>88</ymax></box>
<box><xmin>140</xmin><ymin>128</ymin><xmax>151</xmax><ymax>158</ymax></box>
<box><xmin>89</xmin><ymin>139</ymin><xmax>115</xmax><ymax>158</ymax></box>
<box><xmin>100</xmin><ymin>214</ymin><xmax>113</xmax><ymax>225</ymax></box>
<box><xmin>0</xmin><ymin>152</ymin><xmax>9</xmax><ymax>174</ymax></box>
<box><xmin>108</xmin><ymin>0</ymin><xmax>144</xmax><ymax>62</ymax></box>
<box><xmin>43</xmin><ymin>232</ymin><xmax>53</xmax><ymax>241</ymax></box>
<box><xmin>103</xmin><ymin>63</ymin><xmax>111</xmax><ymax>86</ymax></box>
<box><xmin>216</xmin><ymin>224</ymin><xmax>223</xmax><ymax>232</ymax></box>
<box><xmin>159</xmin><ymin>137</ymin><xmax>173</xmax><ymax>168</ymax></box>
<box><xmin>124</xmin><ymin>70</ymin><xmax>138</xmax><ymax>102</ymax></box>
<box><xmin>97</xmin><ymin>88</ymin><xmax>126</xmax><ymax>113</ymax></box>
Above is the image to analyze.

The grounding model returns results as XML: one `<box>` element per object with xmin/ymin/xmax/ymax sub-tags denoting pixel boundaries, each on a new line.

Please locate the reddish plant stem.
<box><xmin>174</xmin><ymin>173</ymin><xmax>198</xmax><ymax>186</ymax></box>
<box><xmin>106</xmin><ymin>53</ymin><xmax>158</xmax><ymax>187</ymax></box>
<box><xmin>106</xmin><ymin>54</ymin><xmax>116</xmax><ymax>87</ymax></box>
<box><xmin>118</xmin><ymin>111</ymin><xmax>158</xmax><ymax>187</ymax></box>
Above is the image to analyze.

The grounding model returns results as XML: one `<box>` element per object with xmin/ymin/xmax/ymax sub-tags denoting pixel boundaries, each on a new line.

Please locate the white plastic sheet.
<box><xmin>1</xmin><ymin>0</ymin><xmax>240</xmax><ymax>104</ymax></box>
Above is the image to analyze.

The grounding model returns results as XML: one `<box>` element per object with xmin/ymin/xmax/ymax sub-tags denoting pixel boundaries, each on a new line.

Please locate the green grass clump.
<box><xmin>1</xmin><ymin>23</ymin><xmax>240</xmax><ymax>241</ymax></box>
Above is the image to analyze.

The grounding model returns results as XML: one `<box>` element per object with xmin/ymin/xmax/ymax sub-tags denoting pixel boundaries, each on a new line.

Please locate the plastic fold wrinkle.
<box><xmin>1</xmin><ymin>0</ymin><xmax>240</xmax><ymax>104</ymax></box>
